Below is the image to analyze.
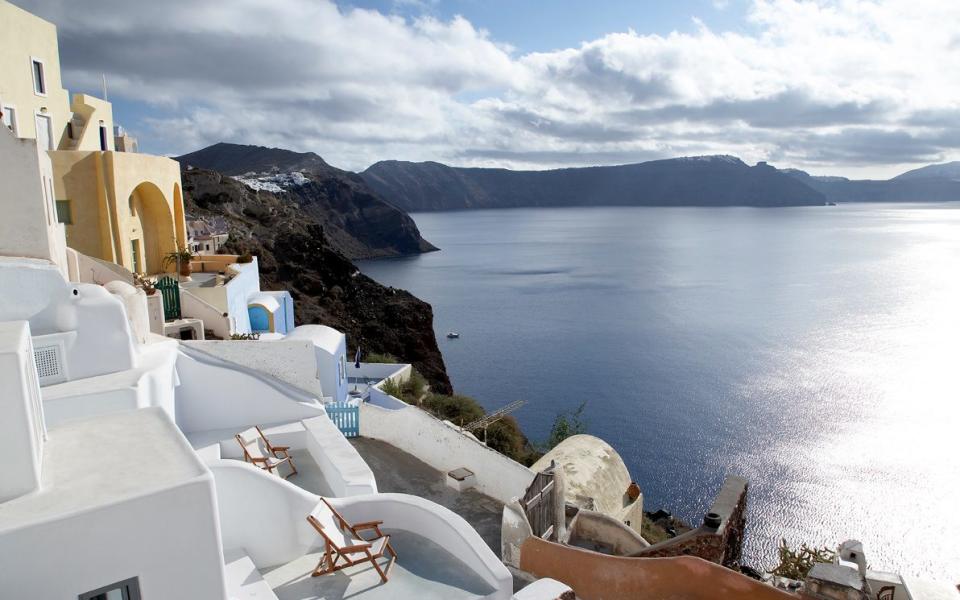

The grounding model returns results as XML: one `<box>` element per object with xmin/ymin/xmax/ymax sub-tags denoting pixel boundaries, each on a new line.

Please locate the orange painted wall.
<box><xmin>519</xmin><ymin>537</ymin><xmax>800</xmax><ymax>600</ymax></box>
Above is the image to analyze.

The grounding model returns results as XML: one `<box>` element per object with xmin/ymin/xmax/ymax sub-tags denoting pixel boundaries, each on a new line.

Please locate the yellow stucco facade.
<box><xmin>50</xmin><ymin>151</ymin><xmax>186</xmax><ymax>274</ymax></box>
<box><xmin>1</xmin><ymin>0</ymin><xmax>186</xmax><ymax>274</ymax></box>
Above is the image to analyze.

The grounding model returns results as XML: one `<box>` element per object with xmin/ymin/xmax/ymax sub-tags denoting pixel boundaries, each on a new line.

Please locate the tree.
<box><xmin>545</xmin><ymin>402</ymin><xmax>587</xmax><ymax>450</ymax></box>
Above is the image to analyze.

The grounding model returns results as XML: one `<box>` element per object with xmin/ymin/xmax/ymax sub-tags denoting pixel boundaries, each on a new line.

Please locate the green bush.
<box><xmin>543</xmin><ymin>402</ymin><xmax>587</xmax><ymax>451</ymax></box>
<box><xmin>416</xmin><ymin>393</ymin><xmax>540</xmax><ymax>465</ymax></box>
<box><xmin>380</xmin><ymin>378</ymin><xmax>402</xmax><ymax>398</ymax></box>
<box><xmin>365</xmin><ymin>352</ymin><xmax>398</xmax><ymax>364</ymax></box>
<box><xmin>421</xmin><ymin>393</ymin><xmax>485</xmax><ymax>426</ymax></box>
<box><xmin>769</xmin><ymin>540</ymin><xmax>837</xmax><ymax>580</ymax></box>
<box><xmin>379</xmin><ymin>368</ymin><xmax>429</xmax><ymax>405</ymax></box>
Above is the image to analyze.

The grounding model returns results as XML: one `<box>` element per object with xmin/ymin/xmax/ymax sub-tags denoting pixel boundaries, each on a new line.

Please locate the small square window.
<box><xmin>55</xmin><ymin>200</ymin><xmax>72</xmax><ymax>225</ymax></box>
<box><xmin>78</xmin><ymin>576</ymin><xmax>141</xmax><ymax>600</ymax></box>
<box><xmin>31</xmin><ymin>58</ymin><xmax>46</xmax><ymax>95</ymax></box>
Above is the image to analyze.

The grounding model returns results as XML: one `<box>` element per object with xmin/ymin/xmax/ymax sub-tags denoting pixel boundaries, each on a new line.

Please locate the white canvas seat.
<box><xmin>306</xmin><ymin>498</ymin><xmax>397</xmax><ymax>583</ymax></box>
<box><xmin>235</xmin><ymin>427</ymin><xmax>297</xmax><ymax>479</ymax></box>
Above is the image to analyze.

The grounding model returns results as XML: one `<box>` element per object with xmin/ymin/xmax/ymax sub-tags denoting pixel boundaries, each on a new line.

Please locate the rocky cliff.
<box><xmin>782</xmin><ymin>165</ymin><xmax>960</xmax><ymax>203</ymax></box>
<box><xmin>177</xmin><ymin>143</ymin><xmax>437</xmax><ymax>259</ymax></box>
<box><xmin>180</xmin><ymin>166</ymin><xmax>452</xmax><ymax>393</ymax></box>
<box><xmin>361</xmin><ymin>155</ymin><xmax>826</xmax><ymax>211</ymax></box>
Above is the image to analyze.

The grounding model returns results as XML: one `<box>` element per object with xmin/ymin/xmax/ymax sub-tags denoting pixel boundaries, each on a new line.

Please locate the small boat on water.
<box><xmin>447</xmin><ymin>331</ymin><xmax>460</xmax><ymax>339</ymax></box>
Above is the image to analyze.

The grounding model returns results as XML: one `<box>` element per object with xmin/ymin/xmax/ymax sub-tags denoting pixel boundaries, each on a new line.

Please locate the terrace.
<box><xmin>190</xmin><ymin>413</ymin><xmax>512</xmax><ymax>600</ymax></box>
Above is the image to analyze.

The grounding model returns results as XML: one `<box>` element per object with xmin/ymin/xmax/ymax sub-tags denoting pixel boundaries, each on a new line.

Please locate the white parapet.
<box><xmin>0</xmin><ymin>320</ymin><xmax>45</xmax><ymax>502</ymax></box>
<box><xmin>303</xmin><ymin>415</ymin><xmax>377</xmax><ymax>497</ymax></box>
<box><xmin>360</xmin><ymin>401</ymin><xmax>535</xmax><ymax>504</ymax></box>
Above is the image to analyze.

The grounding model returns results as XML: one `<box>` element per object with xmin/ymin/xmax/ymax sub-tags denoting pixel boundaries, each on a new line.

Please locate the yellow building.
<box><xmin>0</xmin><ymin>0</ymin><xmax>187</xmax><ymax>275</ymax></box>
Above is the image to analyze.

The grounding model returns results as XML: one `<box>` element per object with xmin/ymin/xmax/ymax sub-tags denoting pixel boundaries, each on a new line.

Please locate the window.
<box><xmin>99</xmin><ymin>124</ymin><xmax>108</xmax><ymax>150</ymax></box>
<box><xmin>78</xmin><ymin>576</ymin><xmax>141</xmax><ymax>600</ymax></box>
<box><xmin>31</xmin><ymin>58</ymin><xmax>46</xmax><ymax>95</ymax></box>
<box><xmin>2</xmin><ymin>105</ymin><xmax>17</xmax><ymax>135</ymax></box>
<box><xmin>55</xmin><ymin>200</ymin><xmax>72</xmax><ymax>225</ymax></box>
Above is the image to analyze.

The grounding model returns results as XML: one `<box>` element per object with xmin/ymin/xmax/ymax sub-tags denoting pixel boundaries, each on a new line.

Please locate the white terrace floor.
<box><xmin>262</xmin><ymin>529</ymin><xmax>494</xmax><ymax>600</ymax></box>
<box><xmin>264</xmin><ymin>440</ymin><xmax>506</xmax><ymax>600</ymax></box>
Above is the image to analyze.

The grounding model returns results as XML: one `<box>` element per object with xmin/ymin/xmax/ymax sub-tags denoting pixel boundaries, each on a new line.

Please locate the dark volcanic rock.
<box><xmin>782</xmin><ymin>167</ymin><xmax>960</xmax><ymax>203</ymax></box>
<box><xmin>361</xmin><ymin>155</ymin><xmax>826</xmax><ymax>211</ymax></box>
<box><xmin>177</xmin><ymin>143</ymin><xmax>437</xmax><ymax>259</ymax></box>
<box><xmin>180</xmin><ymin>167</ymin><xmax>452</xmax><ymax>394</ymax></box>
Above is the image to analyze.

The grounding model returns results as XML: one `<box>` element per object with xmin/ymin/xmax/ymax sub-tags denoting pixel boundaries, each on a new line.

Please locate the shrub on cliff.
<box><xmin>365</xmin><ymin>352</ymin><xmax>398</xmax><ymax>363</ymax></box>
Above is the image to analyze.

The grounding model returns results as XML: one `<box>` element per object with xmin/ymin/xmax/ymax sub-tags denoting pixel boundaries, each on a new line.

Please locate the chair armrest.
<box><xmin>338</xmin><ymin>542</ymin><xmax>372</xmax><ymax>553</ymax></box>
<box><xmin>272</xmin><ymin>445</ymin><xmax>291</xmax><ymax>452</ymax></box>
<box><xmin>249</xmin><ymin>456</ymin><xmax>268</xmax><ymax>464</ymax></box>
<box><xmin>352</xmin><ymin>521</ymin><xmax>383</xmax><ymax>530</ymax></box>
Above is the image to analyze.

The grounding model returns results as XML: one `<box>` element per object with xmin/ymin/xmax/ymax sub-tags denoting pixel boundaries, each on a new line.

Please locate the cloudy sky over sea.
<box><xmin>17</xmin><ymin>0</ymin><xmax>960</xmax><ymax>177</ymax></box>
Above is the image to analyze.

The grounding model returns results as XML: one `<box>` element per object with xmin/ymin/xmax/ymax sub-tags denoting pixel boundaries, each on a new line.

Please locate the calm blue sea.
<box><xmin>357</xmin><ymin>204</ymin><xmax>960</xmax><ymax>577</ymax></box>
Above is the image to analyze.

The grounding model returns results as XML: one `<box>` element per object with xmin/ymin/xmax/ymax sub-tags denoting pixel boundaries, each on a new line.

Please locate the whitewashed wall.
<box><xmin>224</xmin><ymin>260</ymin><xmax>259</xmax><ymax>334</ymax></box>
<box><xmin>360</xmin><ymin>402</ymin><xmax>534</xmax><ymax>504</ymax></box>
<box><xmin>174</xmin><ymin>348</ymin><xmax>325</xmax><ymax>434</ymax></box>
<box><xmin>66</xmin><ymin>249</ymin><xmax>133</xmax><ymax>286</ymax></box>
<box><xmin>330</xmin><ymin>493</ymin><xmax>513</xmax><ymax>600</ymax></box>
<box><xmin>180</xmin><ymin>290</ymin><xmax>231</xmax><ymax>339</ymax></box>
<box><xmin>0</xmin><ymin>261</ymin><xmax>136</xmax><ymax>382</ymax></box>
<box><xmin>0</xmin><ymin>129</ymin><xmax>67</xmax><ymax>275</ymax></box>
<box><xmin>303</xmin><ymin>416</ymin><xmax>377</xmax><ymax>496</ymax></box>
<box><xmin>41</xmin><ymin>340</ymin><xmax>178</xmax><ymax>428</ymax></box>
<box><xmin>103</xmin><ymin>281</ymin><xmax>150</xmax><ymax>344</ymax></box>
<box><xmin>182</xmin><ymin>340</ymin><xmax>325</xmax><ymax>398</ymax></box>
<box><xmin>0</xmin><ymin>321</ymin><xmax>44</xmax><ymax>502</ymax></box>
<box><xmin>318</xmin><ymin>335</ymin><xmax>347</xmax><ymax>403</ymax></box>
<box><xmin>209</xmin><ymin>459</ymin><xmax>320</xmax><ymax>569</ymax></box>
<box><xmin>0</xmin><ymin>478</ymin><xmax>227</xmax><ymax>600</ymax></box>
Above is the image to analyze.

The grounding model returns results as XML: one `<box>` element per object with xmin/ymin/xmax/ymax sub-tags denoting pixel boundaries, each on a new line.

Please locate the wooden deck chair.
<box><xmin>235</xmin><ymin>427</ymin><xmax>297</xmax><ymax>479</ymax></box>
<box><xmin>306</xmin><ymin>498</ymin><xmax>397</xmax><ymax>583</ymax></box>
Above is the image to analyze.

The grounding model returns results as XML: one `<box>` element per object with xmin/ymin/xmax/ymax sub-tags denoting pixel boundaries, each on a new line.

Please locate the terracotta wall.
<box><xmin>519</xmin><ymin>536</ymin><xmax>798</xmax><ymax>600</ymax></box>
<box><xmin>634</xmin><ymin>475</ymin><xmax>748</xmax><ymax>567</ymax></box>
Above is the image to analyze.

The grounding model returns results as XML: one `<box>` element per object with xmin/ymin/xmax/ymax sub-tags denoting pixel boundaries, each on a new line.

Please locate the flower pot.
<box><xmin>180</xmin><ymin>263</ymin><xmax>192</xmax><ymax>277</ymax></box>
<box><xmin>627</xmin><ymin>481</ymin><xmax>641</xmax><ymax>501</ymax></box>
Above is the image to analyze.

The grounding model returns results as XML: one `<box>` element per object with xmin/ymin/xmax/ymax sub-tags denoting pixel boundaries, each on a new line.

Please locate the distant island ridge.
<box><xmin>178</xmin><ymin>143</ymin><xmax>960</xmax><ymax>212</ymax></box>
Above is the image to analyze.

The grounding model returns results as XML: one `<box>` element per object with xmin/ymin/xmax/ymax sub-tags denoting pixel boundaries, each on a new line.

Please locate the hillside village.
<box><xmin>0</xmin><ymin>2</ymin><xmax>957</xmax><ymax>599</ymax></box>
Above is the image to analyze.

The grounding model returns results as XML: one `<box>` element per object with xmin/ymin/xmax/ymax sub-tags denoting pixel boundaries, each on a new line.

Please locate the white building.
<box><xmin>0</xmin><ymin>105</ymin><xmax>518</xmax><ymax>600</ymax></box>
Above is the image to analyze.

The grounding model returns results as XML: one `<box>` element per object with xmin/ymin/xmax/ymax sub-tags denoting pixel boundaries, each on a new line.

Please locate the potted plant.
<box><xmin>162</xmin><ymin>246</ymin><xmax>197</xmax><ymax>277</ymax></box>
<box><xmin>133</xmin><ymin>272</ymin><xmax>157</xmax><ymax>295</ymax></box>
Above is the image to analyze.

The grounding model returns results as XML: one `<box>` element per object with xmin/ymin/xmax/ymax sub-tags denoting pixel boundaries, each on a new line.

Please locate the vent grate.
<box><xmin>34</xmin><ymin>345</ymin><xmax>64</xmax><ymax>383</ymax></box>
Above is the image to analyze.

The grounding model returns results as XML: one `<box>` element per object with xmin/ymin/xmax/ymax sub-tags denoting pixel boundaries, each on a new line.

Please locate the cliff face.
<box><xmin>361</xmin><ymin>155</ymin><xmax>826</xmax><ymax>211</ymax></box>
<box><xmin>782</xmin><ymin>167</ymin><xmax>960</xmax><ymax>203</ymax></box>
<box><xmin>177</xmin><ymin>143</ymin><xmax>437</xmax><ymax>259</ymax></box>
<box><xmin>180</xmin><ymin>166</ymin><xmax>452</xmax><ymax>394</ymax></box>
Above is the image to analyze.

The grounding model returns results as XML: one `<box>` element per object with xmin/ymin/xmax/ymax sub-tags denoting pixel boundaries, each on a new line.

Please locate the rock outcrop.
<box><xmin>180</xmin><ymin>166</ymin><xmax>452</xmax><ymax>393</ymax></box>
<box><xmin>178</xmin><ymin>143</ymin><xmax>437</xmax><ymax>259</ymax></box>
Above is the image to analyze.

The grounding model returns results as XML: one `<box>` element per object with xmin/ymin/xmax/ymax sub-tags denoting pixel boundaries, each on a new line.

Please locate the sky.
<box><xmin>15</xmin><ymin>0</ymin><xmax>960</xmax><ymax>178</ymax></box>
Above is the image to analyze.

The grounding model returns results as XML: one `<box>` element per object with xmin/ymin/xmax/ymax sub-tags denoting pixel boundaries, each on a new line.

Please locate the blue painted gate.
<box><xmin>327</xmin><ymin>401</ymin><xmax>359</xmax><ymax>438</ymax></box>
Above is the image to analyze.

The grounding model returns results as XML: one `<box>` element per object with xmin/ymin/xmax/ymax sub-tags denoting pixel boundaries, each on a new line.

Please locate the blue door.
<box><xmin>248</xmin><ymin>305</ymin><xmax>271</xmax><ymax>332</ymax></box>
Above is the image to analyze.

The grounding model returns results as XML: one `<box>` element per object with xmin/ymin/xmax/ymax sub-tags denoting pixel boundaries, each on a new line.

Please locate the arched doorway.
<box><xmin>248</xmin><ymin>304</ymin><xmax>273</xmax><ymax>333</ymax></box>
<box><xmin>128</xmin><ymin>182</ymin><xmax>174</xmax><ymax>274</ymax></box>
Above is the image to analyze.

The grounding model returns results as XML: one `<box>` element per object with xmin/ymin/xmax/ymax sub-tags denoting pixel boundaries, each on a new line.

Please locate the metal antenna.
<box><xmin>462</xmin><ymin>399</ymin><xmax>526</xmax><ymax>445</ymax></box>
<box><xmin>101</xmin><ymin>73</ymin><xmax>108</xmax><ymax>102</ymax></box>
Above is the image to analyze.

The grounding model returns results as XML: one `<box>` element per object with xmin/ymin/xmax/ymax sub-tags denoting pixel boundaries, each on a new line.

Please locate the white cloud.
<box><xmin>17</xmin><ymin>0</ymin><xmax>960</xmax><ymax>177</ymax></box>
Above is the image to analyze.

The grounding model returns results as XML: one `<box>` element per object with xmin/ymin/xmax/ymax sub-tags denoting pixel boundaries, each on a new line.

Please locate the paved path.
<box><xmin>349</xmin><ymin>437</ymin><xmax>505</xmax><ymax>557</ymax></box>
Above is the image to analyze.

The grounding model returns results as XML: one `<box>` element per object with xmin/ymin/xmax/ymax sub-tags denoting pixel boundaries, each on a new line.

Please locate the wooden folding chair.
<box><xmin>306</xmin><ymin>498</ymin><xmax>397</xmax><ymax>583</ymax></box>
<box><xmin>235</xmin><ymin>427</ymin><xmax>297</xmax><ymax>478</ymax></box>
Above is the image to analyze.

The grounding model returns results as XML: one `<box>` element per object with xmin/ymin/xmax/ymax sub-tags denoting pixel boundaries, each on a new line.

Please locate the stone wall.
<box><xmin>632</xmin><ymin>475</ymin><xmax>748</xmax><ymax>568</ymax></box>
